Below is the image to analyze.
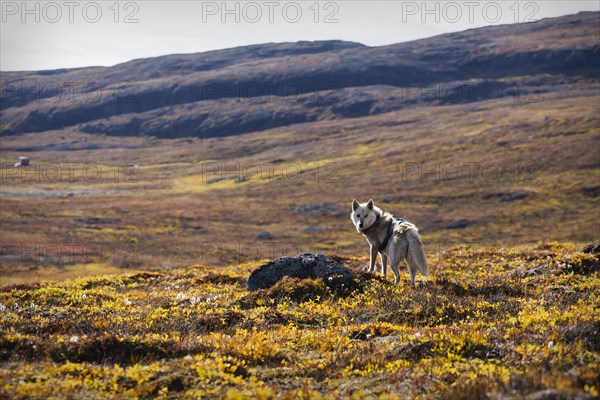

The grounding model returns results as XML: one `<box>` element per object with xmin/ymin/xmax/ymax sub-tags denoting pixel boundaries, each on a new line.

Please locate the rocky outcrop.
<box><xmin>246</xmin><ymin>253</ymin><xmax>354</xmax><ymax>291</ymax></box>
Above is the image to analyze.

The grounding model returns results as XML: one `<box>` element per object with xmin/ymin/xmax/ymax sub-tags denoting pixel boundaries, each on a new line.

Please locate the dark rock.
<box><xmin>256</xmin><ymin>231</ymin><xmax>274</xmax><ymax>240</ymax></box>
<box><xmin>391</xmin><ymin>341</ymin><xmax>435</xmax><ymax>362</ymax></box>
<box><xmin>582</xmin><ymin>242</ymin><xmax>600</xmax><ymax>254</ymax></box>
<box><xmin>380</xmin><ymin>196</ymin><xmax>396</xmax><ymax>203</ymax></box>
<box><xmin>445</xmin><ymin>219</ymin><xmax>469</xmax><ymax>229</ymax></box>
<box><xmin>580</xmin><ymin>186</ymin><xmax>600</xmax><ymax>197</ymax></box>
<box><xmin>501</xmin><ymin>191</ymin><xmax>528</xmax><ymax>202</ymax></box>
<box><xmin>246</xmin><ymin>253</ymin><xmax>354</xmax><ymax>291</ymax></box>
<box><xmin>483</xmin><ymin>193</ymin><xmax>499</xmax><ymax>199</ymax></box>
<box><xmin>562</xmin><ymin>253</ymin><xmax>600</xmax><ymax>275</ymax></box>
<box><xmin>559</xmin><ymin>321</ymin><xmax>600</xmax><ymax>351</ymax></box>
<box><xmin>483</xmin><ymin>191</ymin><xmax>528</xmax><ymax>202</ymax></box>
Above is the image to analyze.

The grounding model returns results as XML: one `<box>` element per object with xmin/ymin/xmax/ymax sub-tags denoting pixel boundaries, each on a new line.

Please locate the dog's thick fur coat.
<box><xmin>350</xmin><ymin>199</ymin><xmax>428</xmax><ymax>285</ymax></box>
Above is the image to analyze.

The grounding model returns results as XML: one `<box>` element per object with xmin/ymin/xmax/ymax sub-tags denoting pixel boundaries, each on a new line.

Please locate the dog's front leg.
<box><xmin>368</xmin><ymin>244</ymin><xmax>378</xmax><ymax>273</ymax></box>
<box><xmin>380</xmin><ymin>253</ymin><xmax>388</xmax><ymax>277</ymax></box>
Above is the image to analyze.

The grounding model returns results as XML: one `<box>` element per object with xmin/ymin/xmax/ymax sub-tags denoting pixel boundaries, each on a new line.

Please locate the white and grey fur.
<box><xmin>350</xmin><ymin>199</ymin><xmax>428</xmax><ymax>286</ymax></box>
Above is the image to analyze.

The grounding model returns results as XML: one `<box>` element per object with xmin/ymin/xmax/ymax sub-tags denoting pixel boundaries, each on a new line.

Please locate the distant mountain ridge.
<box><xmin>1</xmin><ymin>11</ymin><xmax>598</xmax><ymax>138</ymax></box>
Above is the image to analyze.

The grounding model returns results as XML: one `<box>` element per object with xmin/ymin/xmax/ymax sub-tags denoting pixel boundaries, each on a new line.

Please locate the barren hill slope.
<box><xmin>1</xmin><ymin>12</ymin><xmax>598</xmax><ymax>138</ymax></box>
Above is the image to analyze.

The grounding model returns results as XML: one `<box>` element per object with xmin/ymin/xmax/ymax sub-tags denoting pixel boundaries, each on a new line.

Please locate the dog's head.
<box><xmin>350</xmin><ymin>199</ymin><xmax>381</xmax><ymax>232</ymax></box>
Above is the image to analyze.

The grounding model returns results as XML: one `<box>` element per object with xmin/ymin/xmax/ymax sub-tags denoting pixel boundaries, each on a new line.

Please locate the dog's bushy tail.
<box><xmin>397</xmin><ymin>222</ymin><xmax>429</xmax><ymax>277</ymax></box>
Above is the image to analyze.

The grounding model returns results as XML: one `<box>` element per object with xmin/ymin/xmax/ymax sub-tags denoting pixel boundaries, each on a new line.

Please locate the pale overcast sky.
<box><xmin>1</xmin><ymin>1</ymin><xmax>598</xmax><ymax>71</ymax></box>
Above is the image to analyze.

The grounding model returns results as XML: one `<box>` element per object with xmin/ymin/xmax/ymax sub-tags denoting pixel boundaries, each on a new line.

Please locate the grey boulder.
<box><xmin>247</xmin><ymin>253</ymin><xmax>354</xmax><ymax>291</ymax></box>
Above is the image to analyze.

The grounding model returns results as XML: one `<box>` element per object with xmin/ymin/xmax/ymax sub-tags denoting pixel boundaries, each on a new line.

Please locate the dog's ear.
<box><xmin>352</xmin><ymin>199</ymin><xmax>359</xmax><ymax>211</ymax></box>
<box><xmin>367</xmin><ymin>199</ymin><xmax>374</xmax><ymax>210</ymax></box>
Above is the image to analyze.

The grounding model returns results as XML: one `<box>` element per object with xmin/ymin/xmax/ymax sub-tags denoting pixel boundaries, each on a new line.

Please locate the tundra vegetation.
<box><xmin>1</xmin><ymin>243</ymin><xmax>598</xmax><ymax>398</ymax></box>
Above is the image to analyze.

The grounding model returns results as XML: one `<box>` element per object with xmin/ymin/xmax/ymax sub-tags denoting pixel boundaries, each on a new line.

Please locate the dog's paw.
<box><xmin>362</xmin><ymin>265</ymin><xmax>371</xmax><ymax>272</ymax></box>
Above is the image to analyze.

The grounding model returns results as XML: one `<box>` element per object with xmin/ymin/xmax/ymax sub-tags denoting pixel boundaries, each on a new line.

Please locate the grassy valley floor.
<box><xmin>1</xmin><ymin>92</ymin><xmax>599</xmax><ymax>284</ymax></box>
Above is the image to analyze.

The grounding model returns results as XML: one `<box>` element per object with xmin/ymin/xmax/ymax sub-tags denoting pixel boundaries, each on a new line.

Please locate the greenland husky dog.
<box><xmin>351</xmin><ymin>199</ymin><xmax>428</xmax><ymax>286</ymax></box>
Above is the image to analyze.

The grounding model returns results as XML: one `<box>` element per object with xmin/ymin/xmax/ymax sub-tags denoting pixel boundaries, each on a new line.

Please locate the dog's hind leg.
<box><xmin>408</xmin><ymin>238</ymin><xmax>429</xmax><ymax>278</ymax></box>
<box><xmin>407</xmin><ymin>257</ymin><xmax>418</xmax><ymax>286</ymax></box>
<box><xmin>388</xmin><ymin>246</ymin><xmax>401</xmax><ymax>285</ymax></box>
<box><xmin>379</xmin><ymin>253</ymin><xmax>388</xmax><ymax>277</ymax></box>
<box><xmin>407</xmin><ymin>246</ymin><xmax>428</xmax><ymax>286</ymax></box>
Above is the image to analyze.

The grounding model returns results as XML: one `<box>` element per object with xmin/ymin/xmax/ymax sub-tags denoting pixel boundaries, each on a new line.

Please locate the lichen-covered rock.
<box><xmin>582</xmin><ymin>242</ymin><xmax>600</xmax><ymax>254</ymax></box>
<box><xmin>246</xmin><ymin>253</ymin><xmax>354</xmax><ymax>291</ymax></box>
